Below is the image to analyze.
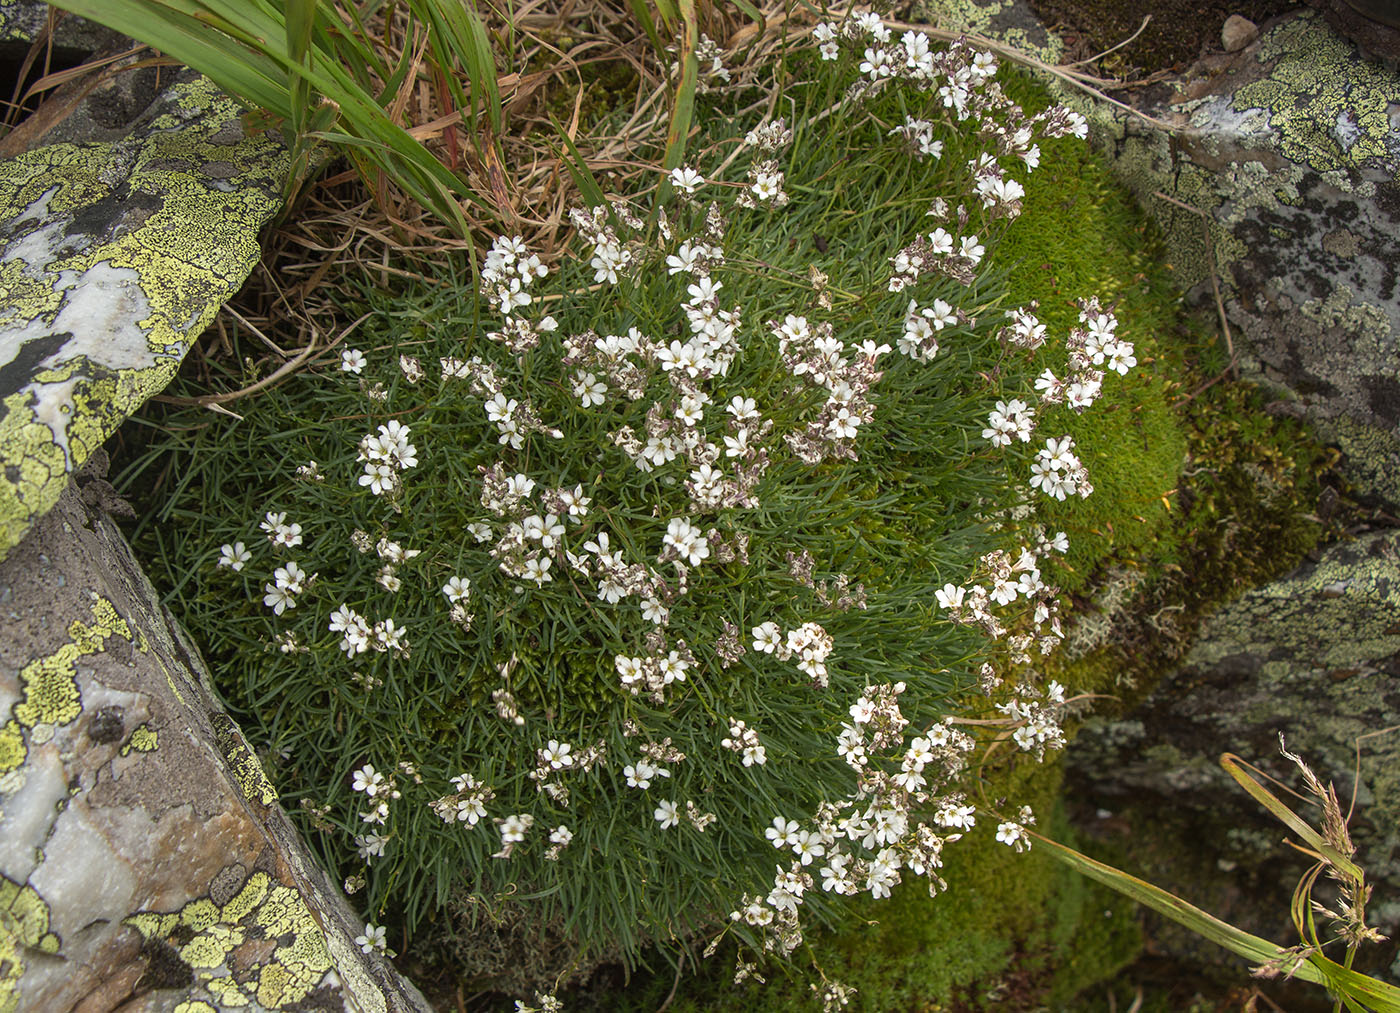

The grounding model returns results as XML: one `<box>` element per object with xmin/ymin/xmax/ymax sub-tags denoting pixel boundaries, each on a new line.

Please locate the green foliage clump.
<box><xmin>122</xmin><ymin>24</ymin><xmax>1177</xmax><ymax>1002</ymax></box>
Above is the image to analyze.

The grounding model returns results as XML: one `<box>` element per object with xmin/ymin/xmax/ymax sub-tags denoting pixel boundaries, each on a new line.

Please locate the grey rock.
<box><xmin>0</xmin><ymin>0</ymin><xmax>118</xmax><ymax>50</ymax></box>
<box><xmin>1069</xmin><ymin>530</ymin><xmax>1400</xmax><ymax>949</ymax></box>
<box><xmin>0</xmin><ymin>70</ymin><xmax>292</xmax><ymax>560</ymax></box>
<box><xmin>0</xmin><ymin>482</ymin><xmax>433</xmax><ymax>1012</ymax></box>
<box><xmin>1102</xmin><ymin>10</ymin><xmax>1400</xmax><ymax>509</ymax></box>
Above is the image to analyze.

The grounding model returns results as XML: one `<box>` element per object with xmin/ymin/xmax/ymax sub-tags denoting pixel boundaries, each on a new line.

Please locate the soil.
<box><xmin>1024</xmin><ymin>0</ymin><xmax>1301</xmax><ymax>74</ymax></box>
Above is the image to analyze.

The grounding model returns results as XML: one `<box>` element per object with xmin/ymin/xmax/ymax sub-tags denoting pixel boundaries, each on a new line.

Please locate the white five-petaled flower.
<box><xmin>653</xmin><ymin>799</ymin><xmax>680</xmax><ymax>829</ymax></box>
<box><xmin>340</xmin><ymin>348</ymin><xmax>367</xmax><ymax>374</ymax></box>
<box><xmin>751</xmin><ymin>621</ymin><xmax>782</xmax><ymax>653</ymax></box>
<box><xmin>541</xmin><ymin>739</ymin><xmax>574</xmax><ymax>769</ymax></box>
<box><xmin>572</xmin><ymin>371</ymin><xmax>607</xmax><ymax>408</ymax></box>
<box><xmin>355</xmin><ymin>923</ymin><xmax>387</xmax><ymax>954</ymax></box>
<box><xmin>624</xmin><ymin>761</ymin><xmax>662</xmax><ymax>789</ymax></box>
<box><xmin>669</xmin><ymin>166</ymin><xmax>705</xmax><ymax>193</ymax></box>
<box><xmin>355</xmin><ymin>833</ymin><xmax>388</xmax><ymax>860</ymax></box>
<box><xmin>217</xmin><ymin>542</ymin><xmax>250</xmax><ymax>571</ymax></box>
<box><xmin>352</xmin><ymin>763</ymin><xmax>386</xmax><ymax>796</ymax></box>
<box><xmin>273</xmin><ymin>561</ymin><xmax>306</xmax><ymax>593</ymax></box>
<box><xmin>765</xmin><ymin>816</ymin><xmax>800</xmax><ymax>849</ymax></box>
<box><xmin>996</xmin><ymin>821</ymin><xmax>1029</xmax><ymax>851</ymax></box>
<box><xmin>442</xmin><ymin>576</ymin><xmax>471</xmax><ymax>603</ymax></box>
<box><xmin>262</xmin><ymin>582</ymin><xmax>297</xmax><ymax>615</ymax></box>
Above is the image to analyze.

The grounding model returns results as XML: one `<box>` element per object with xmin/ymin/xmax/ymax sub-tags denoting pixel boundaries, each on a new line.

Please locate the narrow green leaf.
<box><xmin>1032</xmin><ymin>832</ymin><xmax>1331</xmax><ymax>987</ymax></box>
<box><xmin>625</xmin><ymin>0</ymin><xmax>665</xmax><ymax>59</ymax></box>
<box><xmin>729</xmin><ymin>0</ymin><xmax>765</xmax><ymax>28</ymax></box>
<box><xmin>1221</xmin><ymin>753</ymin><xmax>1364</xmax><ymax>882</ymax></box>
<box><xmin>547</xmin><ymin>118</ymin><xmax>607</xmax><ymax>209</ymax></box>
<box><xmin>659</xmin><ymin>0</ymin><xmax>698</xmax><ymax>209</ymax></box>
<box><xmin>651</xmin><ymin>0</ymin><xmax>678</xmax><ymax>30</ymax></box>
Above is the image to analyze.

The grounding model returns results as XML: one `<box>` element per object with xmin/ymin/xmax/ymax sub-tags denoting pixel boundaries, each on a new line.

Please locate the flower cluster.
<box><xmin>181</xmin><ymin>12</ymin><xmax>1129</xmax><ymax>1000</ymax></box>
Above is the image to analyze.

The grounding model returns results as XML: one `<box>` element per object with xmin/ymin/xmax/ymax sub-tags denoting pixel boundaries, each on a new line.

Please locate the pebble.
<box><xmin>1222</xmin><ymin>14</ymin><xmax>1260</xmax><ymax>52</ymax></box>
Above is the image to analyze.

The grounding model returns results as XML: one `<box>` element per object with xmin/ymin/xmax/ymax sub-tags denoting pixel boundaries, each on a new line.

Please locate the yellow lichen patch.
<box><xmin>121</xmin><ymin>870</ymin><xmax>337</xmax><ymax>1010</ymax></box>
<box><xmin>0</xmin><ymin>403</ymin><xmax>66</xmax><ymax>553</ymax></box>
<box><xmin>219</xmin><ymin>872</ymin><xmax>270</xmax><ymax>925</ymax></box>
<box><xmin>210</xmin><ymin>713</ymin><xmax>278</xmax><ymax>806</ymax></box>
<box><xmin>6</xmin><ymin>598</ymin><xmax>133</xmax><ymax>781</ymax></box>
<box><xmin>119</xmin><ymin>723</ymin><xmax>158</xmax><ymax>756</ymax></box>
<box><xmin>181</xmin><ymin>923</ymin><xmax>245</xmax><ymax>969</ymax></box>
<box><xmin>1231</xmin><ymin>12</ymin><xmax>1400</xmax><ymax>176</ymax></box>
<box><xmin>177</xmin><ymin>897</ymin><xmax>222</xmax><ymax>934</ymax></box>
<box><xmin>0</xmin><ymin>720</ymin><xmax>25</xmax><ymax>774</ymax></box>
<box><xmin>172</xmin><ymin>1003</ymin><xmax>218</xmax><ymax>1013</ymax></box>
<box><xmin>0</xmin><ymin>875</ymin><xmax>61</xmax><ymax>1013</ymax></box>
<box><xmin>205</xmin><ymin>975</ymin><xmax>252</xmax><ymax>1007</ymax></box>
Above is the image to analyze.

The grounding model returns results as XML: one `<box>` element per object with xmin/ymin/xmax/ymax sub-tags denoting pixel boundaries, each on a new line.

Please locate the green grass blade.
<box><xmin>625</xmin><ymin>0</ymin><xmax>665</xmax><ymax>59</ymax></box>
<box><xmin>547</xmin><ymin>117</ymin><xmax>607</xmax><ymax>209</ymax></box>
<box><xmin>729</xmin><ymin>0</ymin><xmax>764</xmax><ymax>27</ymax></box>
<box><xmin>51</xmin><ymin>0</ymin><xmax>290</xmax><ymax>112</ymax></box>
<box><xmin>661</xmin><ymin>0</ymin><xmax>698</xmax><ymax>184</ymax></box>
<box><xmin>285</xmin><ymin>0</ymin><xmax>317</xmax><ymax>129</ymax></box>
<box><xmin>651</xmin><ymin>0</ymin><xmax>678</xmax><ymax>30</ymax></box>
<box><xmin>1221</xmin><ymin>753</ymin><xmax>1364</xmax><ymax>881</ymax></box>
<box><xmin>1031</xmin><ymin>832</ymin><xmax>1331</xmax><ymax>987</ymax></box>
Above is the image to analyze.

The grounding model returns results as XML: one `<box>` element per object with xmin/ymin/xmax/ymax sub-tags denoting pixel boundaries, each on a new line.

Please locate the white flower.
<box><xmin>653</xmin><ymin>799</ymin><xmax>680</xmax><ymax>829</ymax></box>
<box><xmin>669</xmin><ymin>166</ymin><xmax>705</xmax><ymax>193</ymax></box>
<box><xmin>641</xmin><ymin>598</ymin><xmax>669</xmax><ymax>625</ymax></box>
<box><xmin>791</xmin><ymin>830</ymin><xmax>826</xmax><ymax>866</ymax></box>
<box><xmin>765</xmin><ymin>816</ymin><xmax>800</xmax><ymax>849</ymax></box>
<box><xmin>996</xmin><ymin>821</ymin><xmax>1029</xmax><ymax>851</ymax></box>
<box><xmin>352</xmin><ymin>763</ymin><xmax>386</xmax><ymax>795</ymax></box>
<box><xmin>550</xmin><ymin>825</ymin><xmax>574</xmax><ymax>846</ymax></box>
<box><xmin>726</xmin><ymin>395</ymin><xmax>759</xmax><ymax>421</ymax></box>
<box><xmin>442</xmin><ymin>576</ymin><xmax>471</xmax><ymax>603</ymax></box>
<box><xmin>340</xmin><ymin>349</ymin><xmax>367</xmax><ymax>374</ymax></box>
<box><xmin>624</xmin><ymin>762</ymin><xmax>660</xmax><ymax>789</ymax></box>
<box><xmin>541</xmin><ymin>739</ymin><xmax>574</xmax><ymax>769</ymax></box>
<box><xmin>485</xmin><ymin>393</ymin><xmax>517</xmax><ymax>423</ymax></box>
<box><xmin>750</xmin><ymin>171</ymin><xmax>782</xmax><ymax>203</ymax></box>
<box><xmin>355</xmin><ymin>923</ymin><xmax>387</xmax><ymax>954</ymax></box>
<box><xmin>499</xmin><ymin>813</ymin><xmax>534</xmax><ymax>843</ymax></box>
<box><xmin>523</xmin><ymin>556</ymin><xmax>552</xmax><ymax>586</ymax></box>
<box><xmin>572</xmin><ymin>372</ymin><xmax>608</xmax><ymax>408</ymax></box>
<box><xmin>263</xmin><ymin>583</ymin><xmax>296</xmax><ymax>615</ymax></box>
<box><xmin>273</xmin><ymin>561</ymin><xmax>306</xmax><ymax>593</ymax></box>
<box><xmin>359</xmin><ymin>462</ymin><xmax>396</xmax><ymax>496</ymax></box>
<box><xmin>751</xmin><ymin>621</ymin><xmax>782</xmax><ymax>653</ymax></box>
<box><xmin>217</xmin><ymin>542</ymin><xmax>250</xmax><ymax>571</ymax></box>
<box><xmin>355</xmin><ymin>833</ymin><xmax>389</xmax><ymax>859</ymax></box>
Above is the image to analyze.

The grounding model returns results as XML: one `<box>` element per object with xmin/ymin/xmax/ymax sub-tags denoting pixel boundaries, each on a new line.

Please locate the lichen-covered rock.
<box><xmin>0</xmin><ymin>483</ymin><xmax>431</xmax><ymax>1013</ymax></box>
<box><xmin>1086</xmin><ymin>10</ymin><xmax>1400</xmax><ymax>509</ymax></box>
<box><xmin>0</xmin><ymin>0</ymin><xmax>115</xmax><ymax>50</ymax></box>
<box><xmin>1160</xmin><ymin>12</ymin><xmax>1400</xmax><ymax>509</ymax></box>
<box><xmin>0</xmin><ymin>71</ymin><xmax>291</xmax><ymax>561</ymax></box>
<box><xmin>1068</xmin><ymin>530</ymin><xmax>1400</xmax><ymax>945</ymax></box>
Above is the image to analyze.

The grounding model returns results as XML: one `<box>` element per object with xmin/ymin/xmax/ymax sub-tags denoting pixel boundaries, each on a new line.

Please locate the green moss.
<box><xmin>995</xmin><ymin>73</ymin><xmax>1187</xmax><ymax>592</ymax></box>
